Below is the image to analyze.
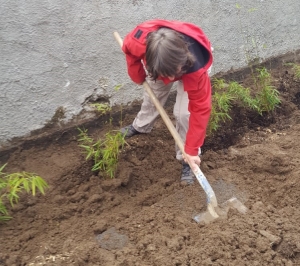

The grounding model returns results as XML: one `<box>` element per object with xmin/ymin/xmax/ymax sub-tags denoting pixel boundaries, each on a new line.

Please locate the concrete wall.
<box><xmin>1</xmin><ymin>0</ymin><xmax>300</xmax><ymax>148</ymax></box>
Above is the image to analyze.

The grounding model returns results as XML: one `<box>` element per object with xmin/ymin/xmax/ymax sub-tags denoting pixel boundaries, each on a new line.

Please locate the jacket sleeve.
<box><xmin>122</xmin><ymin>32</ymin><xmax>147</xmax><ymax>84</ymax></box>
<box><xmin>183</xmin><ymin>72</ymin><xmax>212</xmax><ymax>155</ymax></box>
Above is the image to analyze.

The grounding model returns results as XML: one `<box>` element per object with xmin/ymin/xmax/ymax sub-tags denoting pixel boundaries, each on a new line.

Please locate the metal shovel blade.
<box><xmin>193</xmin><ymin>166</ymin><xmax>219</xmax><ymax>218</ymax></box>
<box><xmin>193</xmin><ymin>197</ymin><xmax>248</xmax><ymax>224</ymax></box>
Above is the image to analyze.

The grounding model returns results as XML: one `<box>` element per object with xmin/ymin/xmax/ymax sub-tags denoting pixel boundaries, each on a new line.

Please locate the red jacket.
<box><xmin>122</xmin><ymin>19</ymin><xmax>213</xmax><ymax>156</ymax></box>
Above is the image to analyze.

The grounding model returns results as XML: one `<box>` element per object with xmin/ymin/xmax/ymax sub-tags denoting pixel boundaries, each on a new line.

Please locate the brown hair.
<box><xmin>146</xmin><ymin>27</ymin><xmax>195</xmax><ymax>80</ymax></box>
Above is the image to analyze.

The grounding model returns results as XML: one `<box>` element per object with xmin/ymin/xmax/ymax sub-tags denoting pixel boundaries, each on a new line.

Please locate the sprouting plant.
<box><xmin>91</xmin><ymin>84</ymin><xmax>125</xmax><ymax>127</ymax></box>
<box><xmin>255</xmin><ymin>67</ymin><xmax>280</xmax><ymax>113</ymax></box>
<box><xmin>90</xmin><ymin>102</ymin><xmax>114</xmax><ymax>127</ymax></box>
<box><xmin>284</xmin><ymin>63</ymin><xmax>300</xmax><ymax>80</ymax></box>
<box><xmin>114</xmin><ymin>84</ymin><xmax>123</xmax><ymax>91</ymax></box>
<box><xmin>0</xmin><ymin>164</ymin><xmax>48</xmax><ymax>221</ymax></box>
<box><xmin>78</xmin><ymin>128</ymin><xmax>127</xmax><ymax>178</ymax></box>
<box><xmin>91</xmin><ymin>103</ymin><xmax>111</xmax><ymax>115</ymax></box>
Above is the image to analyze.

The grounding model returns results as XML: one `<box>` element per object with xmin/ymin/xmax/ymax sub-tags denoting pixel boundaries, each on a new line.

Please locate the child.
<box><xmin>120</xmin><ymin>19</ymin><xmax>213</xmax><ymax>184</ymax></box>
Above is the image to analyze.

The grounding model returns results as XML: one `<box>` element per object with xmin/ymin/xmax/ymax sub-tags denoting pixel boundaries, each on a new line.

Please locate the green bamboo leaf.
<box><xmin>79</xmin><ymin>144</ymin><xmax>91</xmax><ymax>149</ymax></box>
<box><xmin>0</xmin><ymin>215</ymin><xmax>12</xmax><ymax>221</ymax></box>
<box><xmin>0</xmin><ymin>198</ymin><xmax>12</xmax><ymax>220</ymax></box>
<box><xmin>8</xmin><ymin>189</ymin><xmax>20</xmax><ymax>206</ymax></box>
<box><xmin>11</xmin><ymin>177</ymin><xmax>24</xmax><ymax>191</ymax></box>
<box><xmin>92</xmin><ymin>161</ymin><xmax>102</xmax><ymax>171</ymax></box>
<box><xmin>30</xmin><ymin>176</ymin><xmax>47</xmax><ymax>195</ymax></box>
<box><xmin>0</xmin><ymin>200</ymin><xmax>8</xmax><ymax>215</ymax></box>
<box><xmin>0</xmin><ymin>164</ymin><xmax>7</xmax><ymax>174</ymax></box>
<box><xmin>0</xmin><ymin>183</ymin><xmax>6</xmax><ymax>190</ymax></box>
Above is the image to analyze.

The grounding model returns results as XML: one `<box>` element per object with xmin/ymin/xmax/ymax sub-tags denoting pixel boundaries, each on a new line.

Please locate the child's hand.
<box><xmin>182</xmin><ymin>153</ymin><xmax>201</xmax><ymax>172</ymax></box>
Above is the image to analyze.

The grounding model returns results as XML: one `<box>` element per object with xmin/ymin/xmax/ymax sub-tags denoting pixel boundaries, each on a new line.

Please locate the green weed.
<box><xmin>0</xmin><ymin>164</ymin><xmax>48</xmax><ymax>221</ymax></box>
<box><xmin>90</xmin><ymin>84</ymin><xmax>124</xmax><ymax>126</ymax></box>
<box><xmin>91</xmin><ymin>103</ymin><xmax>114</xmax><ymax>125</ymax></box>
<box><xmin>91</xmin><ymin>103</ymin><xmax>111</xmax><ymax>115</ymax></box>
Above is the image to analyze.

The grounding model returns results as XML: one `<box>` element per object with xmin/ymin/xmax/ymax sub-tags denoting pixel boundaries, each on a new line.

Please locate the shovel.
<box><xmin>113</xmin><ymin>31</ymin><xmax>247</xmax><ymax>223</ymax></box>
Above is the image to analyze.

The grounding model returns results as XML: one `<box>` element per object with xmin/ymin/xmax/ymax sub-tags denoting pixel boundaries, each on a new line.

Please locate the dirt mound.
<box><xmin>0</xmin><ymin>62</ymin><xmax>299</xmax><ymax>265</ymax></box>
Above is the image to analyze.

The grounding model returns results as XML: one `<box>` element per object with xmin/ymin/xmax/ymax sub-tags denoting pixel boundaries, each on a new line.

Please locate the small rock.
<box><xmin>53</xmin><ymin>195</ymin><xmax>66</xmax><ymax>204</ymax></box>
<box><xmin>266</xmin><ymin>204</ymin><xmax>275</xmax><ymax>212</ymax></box>
<box><xmin>160</xmin><ymin>178</ymin><xmax>172</xmax><ymax>187</ymax></box>
<box><xmin>274</xmin><ymin>218</ymin><xmax>283</xmax><ymax>225</ymax></box>
<box><xmin>101</xmin><ymin>179</ymin><xmax>122</xmax><ymax>191</ymax></box>
<box><xmin>95</xmin><ymin>227</ymin><xmax>128</xmax><ymax>250</ymax></box>
<box><xmin>6</xmin><ymin>255</ymin><xmax>19</xmax><ymax>265</ymax></box>
<box><xmin>259</xmin><ymin>230</ymin><xmax>281</xmax><ymax>245</ymax></box>
<box><xmin>70</xmin><ymin>192</ymin><xmax>86</xmax><ymax>203</ymax></box>
<box><xmin>147</xmin><ymin>244</ymin><xmax>156</xmax><ymax>251</ymax></box>
<box><xmin>19</xmin><ymin>230</ymin><xmax>36</xmax><ymax>242</ymax></box>
<box><xmin>228</xmin><ymin>147</ymin><xmax>241</xmax><ymax>155</ymax></box>
<box><xmin>252</xmin><ymin>201</ymin><xmax>264</xmax><ymax>211</ymax></box>
<box><xmin>256</xmin><ymin>237</ymin><xmax>268</xmax><ymax>253</ymax></box>
<box><xmin>93</xmin><ymin>220</ymin><xmax>108</xmax><ymax>234</ymax></box>
<box><xmin>86</xmin><ymin>194</ymin><xmax>104</xmax><ymax>204</ymax></box>
<box><xmin>27</xmin><ymin>197</ymin><xmax>37</xmax><ymax>206</ymax></box>
<box><xmin>206</xmin><ymin>161</ymin><xmax>216</xmax><ymax>169</ymax></box>
<box><xmin>44</xmin><ymin>244</ymin><xmax>57</xmax><ymax>255</ymax></box>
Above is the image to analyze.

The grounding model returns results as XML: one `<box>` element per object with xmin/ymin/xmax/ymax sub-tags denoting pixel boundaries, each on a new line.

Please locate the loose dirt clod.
<box><xmin>95</xmin><ymin>227</ymin><xmax>128</xmax><ymax>250</ymax></box>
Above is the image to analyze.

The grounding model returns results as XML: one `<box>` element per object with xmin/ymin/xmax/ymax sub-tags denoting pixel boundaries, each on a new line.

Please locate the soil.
<box><xmin>0</xmin><ymin>59</ymin><xmax>300</xmax><ymax>266</ymax></box>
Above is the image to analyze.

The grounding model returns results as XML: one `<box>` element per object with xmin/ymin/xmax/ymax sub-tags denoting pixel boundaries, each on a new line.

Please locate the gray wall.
<box><xmin>1</xmin><ymin>0</ymin><xmax>300</xmax><ymax>148</ymax></box>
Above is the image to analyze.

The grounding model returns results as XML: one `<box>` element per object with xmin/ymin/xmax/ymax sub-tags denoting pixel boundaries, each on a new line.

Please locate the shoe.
<box><xmin>120</xmin><ymin>124</ymin><xmax>141</xmax><ymax>138</ymax></box>
<box><xmin>180</xmin><ymin>163</ymin><xmax>195</xmax><ymax>185</ymax></box>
